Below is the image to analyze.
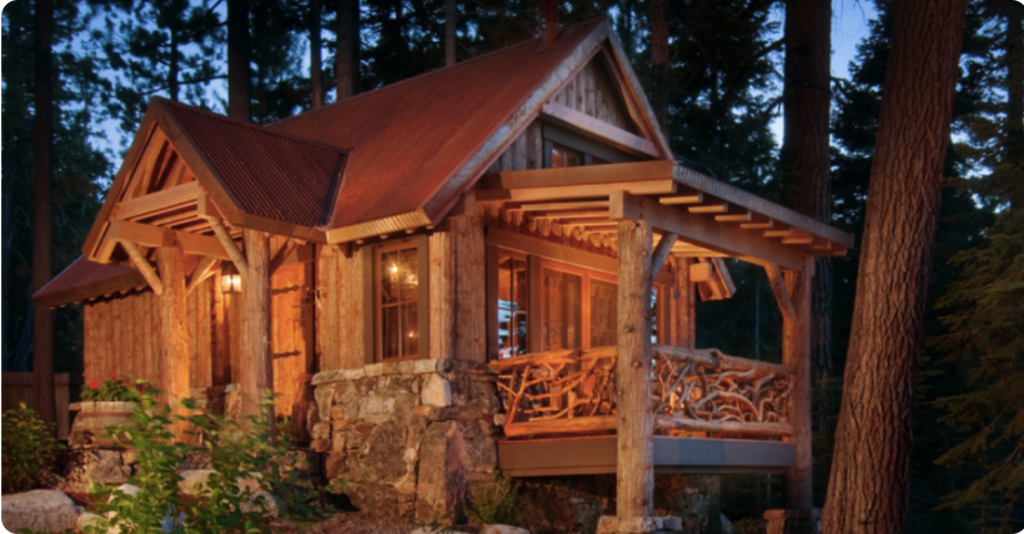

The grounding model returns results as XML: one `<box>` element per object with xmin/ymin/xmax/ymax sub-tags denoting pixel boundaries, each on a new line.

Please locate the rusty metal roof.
<box><xmin>34</xmin><ymin>257</ymin><xmax>146</xmax><ymax>308</ymax></box>
<box><xmin>165</xmin><ymin>100</ymin><xmax>348</xmax><ymax>228</ymax></box>
<box><xmin>267</xmin><ymin>19</ymin><xmax>606</xmax><ymax>230</ymax></box>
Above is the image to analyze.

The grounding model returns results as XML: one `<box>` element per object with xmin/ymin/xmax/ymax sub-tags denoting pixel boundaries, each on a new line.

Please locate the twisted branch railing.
<box><xmin>495</xmin><ymin>345</ymin><xmax>793</xmax><ymax>439</ymax></box>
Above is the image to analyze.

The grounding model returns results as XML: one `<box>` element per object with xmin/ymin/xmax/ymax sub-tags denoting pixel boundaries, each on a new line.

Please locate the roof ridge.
<box><xmin>160</xmin><ymin>98</ymin><xmax>352</xmax><ymax>154</ymax></box>
<box><xmin>269</xmin><ymin>18</ymin><xmax>607</xmax><ymax>129</ymax></box>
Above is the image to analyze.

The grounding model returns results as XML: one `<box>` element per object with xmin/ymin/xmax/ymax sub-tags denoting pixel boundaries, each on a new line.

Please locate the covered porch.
<box><xmin>475</xmin><ymin>159</ymin><xmax>853</xmax><ymax>522</ymax></box>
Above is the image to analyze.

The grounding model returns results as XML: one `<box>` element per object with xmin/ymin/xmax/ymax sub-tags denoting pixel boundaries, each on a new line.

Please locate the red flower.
<box><xmin>110</xmin><ymin>375</ymin><xmax>117</xmax><ymax>381</ymax></box>
<box><xmin>89</xmin><ymin>381</ymin><xmax>99</xmax><ymax>389</ymax></box>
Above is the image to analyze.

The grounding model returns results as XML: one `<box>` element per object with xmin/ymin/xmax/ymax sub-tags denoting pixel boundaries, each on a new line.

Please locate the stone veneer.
<box><xmin>308</xmin><ymin>358</ymin><xmax>500</xmax><ymax>524</ymax></box>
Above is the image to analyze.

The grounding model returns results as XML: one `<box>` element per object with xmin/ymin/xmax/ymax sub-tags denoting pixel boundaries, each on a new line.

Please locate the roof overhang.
<box><xmin>475</xmin><ymin>160</ymin><xmax>854</xmax><ymax>271</ymax></box>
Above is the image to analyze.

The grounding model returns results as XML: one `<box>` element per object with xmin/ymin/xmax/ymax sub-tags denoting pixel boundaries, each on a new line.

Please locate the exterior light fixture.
<box><xmin>221</xmin><ymin>264</ymin><xmax>242</xmax><ymax>294</ymax></box>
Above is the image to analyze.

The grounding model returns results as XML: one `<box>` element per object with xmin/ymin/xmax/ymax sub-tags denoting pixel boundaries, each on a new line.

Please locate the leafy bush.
<box><xmin>84</xmin><ymin>387</ymin><xmax>328</xmax><ymax>534</ymax></box>
<box><xmin>1</xmin><ymin>402</ymin><xmax>63</xmax><ymax>494</ymax></box>
<box><xmin>81</xmin><ymin>376</ymin><xmax>151</xmax><ymax>401</ymax></box>
<box><xmin>466</xmin><ymin>472</ymin><xmax>520</xmax><ymax>526</ymax></box>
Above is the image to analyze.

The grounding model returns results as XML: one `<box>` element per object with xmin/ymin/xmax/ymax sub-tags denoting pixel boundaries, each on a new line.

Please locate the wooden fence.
<box><xmin>2</xmin><ymin>372</ymin><xmax>82</xmax><ymax>438</ymax></box>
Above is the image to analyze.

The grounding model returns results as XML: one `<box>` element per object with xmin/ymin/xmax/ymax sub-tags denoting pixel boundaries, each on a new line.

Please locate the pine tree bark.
<box><xmin>649</xmin><ymin>0</ymin><xmax>670</xmax><ymax>136</ymax></box>
<box><xmin>822</xmin><ymin>0</ymin><xmax>967</xmax><ymax>532</ymax></box>
<box><xmin>336</xmin><ymin>0</ymin><xmax>357</xmax><ymax>100</ymax></box>
<box><xmin>780</xmin><ymin>0</ymin><xmax>832</xmax><ymax>496</ymax></box>
<box><xmin>32</xmin><ymin>0</ymin><xmax>56</xmax><ymax>428</ymax></box>
<box><xmin>310</xmin><ymin>0</ymin><xmax>323</xmax><ymax>108</ymax></box>
<box><xmin>227</xmin><ymin>0</ymin><xmax>250</xmax><ymax>121</ymax></box>
<box><xmin>444</xmin><ymin>0</ymin><xmax>455</xmax><ymax>67</ymax></box>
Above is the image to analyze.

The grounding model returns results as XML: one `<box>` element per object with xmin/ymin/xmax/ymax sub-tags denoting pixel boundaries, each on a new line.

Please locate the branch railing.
<box><xmin>494</xmin><ymin>345</ymin><xmax>793</xmax><ymax>440</ymax></box>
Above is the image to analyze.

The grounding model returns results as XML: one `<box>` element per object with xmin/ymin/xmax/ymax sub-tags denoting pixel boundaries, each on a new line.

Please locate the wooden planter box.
<box><xmin>69</xmin><ymin>401</ymin><xmax>135</xmax><ymax>447</ymax></box>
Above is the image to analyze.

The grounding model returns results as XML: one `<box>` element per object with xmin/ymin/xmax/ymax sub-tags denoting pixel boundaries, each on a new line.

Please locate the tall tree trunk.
<box><xmin>444</xmin><ymin>0</ymin><xmax>455</xmax><ymax>67</ymax></box>
<box><xmin>780</xmin><ymin>0</ymin><xmax>832</xmax><ymax>469</ymax></box>
<box><xmin>227</xmin><ymin>0</ymin><xmax>250</xmax><ymax>121</ymax></box>
<box><xmin>32</xmin><ymin>0</ymin><xmax>55</xmax><ymax>428</ymax></box>
<box><xmin>822</xmin><ymin>0</ymin><xmax>967</xmax><ymax>532</ymax></box>
<box><xmin>310</xmin><ymin>0</ymin><xmax>323</xmax><ymax>108</ymax></box>
<box><xmin>336</xmin><ymin>0</ymin><xmax>357</xmax><ymax>100</ymax></box>
<box><xmin>649</xmin><ymin>0</ymin><xmax>670</xmax><ymax>136</ymax></box>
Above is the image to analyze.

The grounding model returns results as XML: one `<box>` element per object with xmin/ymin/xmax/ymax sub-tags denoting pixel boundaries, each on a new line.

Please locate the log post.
<box><xmin>615</xmin><ymin>218</ymin><xmax>654</xmax><ymax>519</ymax></box>
<box><xmin>452</xmin><ymin>215</ymin><xmax>486</xmax><ymax>363</ymax></box>
<box><xmin>156</xmin><ymin>241</ymin><xmax>191</xmax><ymax>440</ymax></box>
<box><xmin>241</xmin><ymin>229</ymin><xmax>272</xmax><ymax>422</ymax></box>
<box><xmin>674</xmin><ymin>258</ymin><xmax>695</xmax><ymax>349</ymax></box>
<box><xmin>429</xmin><ymin>223</ymin><xmax>455</xmax><ymax>360</ymax></box>
<box><xmin>782</xmin><ymin>268</ymin><xmax>813</xmax><ymax>509</ymax></box>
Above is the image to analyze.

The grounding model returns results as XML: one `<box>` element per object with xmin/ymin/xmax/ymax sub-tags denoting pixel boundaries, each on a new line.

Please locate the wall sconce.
<box><xmin>221</xmin><ymin>264</ymin><xmax>242</xmax><ymax>294</ymax></box>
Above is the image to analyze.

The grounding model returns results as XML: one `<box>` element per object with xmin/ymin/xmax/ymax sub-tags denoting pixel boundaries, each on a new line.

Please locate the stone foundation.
<box><xmin>514</xmin><ymin>474</ymin><xmax>721</xmax><ymax>534</ymax></box>
<box><xmin>310</xmin><ymin>358</ymin><xmax>500</xmax><ymax>524</ymax></box>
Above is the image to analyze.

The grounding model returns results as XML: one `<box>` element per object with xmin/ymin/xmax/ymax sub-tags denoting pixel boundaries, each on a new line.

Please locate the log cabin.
<box><xmin>35</xmin><ymin>17</ymin><xmax>853</xmax><ymax>531</ymax></box>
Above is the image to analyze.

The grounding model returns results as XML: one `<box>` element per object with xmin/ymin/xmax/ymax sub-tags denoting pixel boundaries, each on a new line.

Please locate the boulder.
<box><xmin>178</xmin><ymin>469</ymin><xmax>217</xmax><ymax>495</ymax></box>
<box><xmin>482</xmin><ymin>525</ymin><xmax>530</xmax><ymax>534</ymax></box>
<box><xmin>1</xmin><ymin>489</ymin><xmax>80</xmax><ymax>533</ymax></box>
<box><xmin>240</xmin><ymin>490</ymin><xmax>283</xmax><ymax>517</ymax></box>
<box><xmin>85</xmin><ymin>449</ymin><xmax>132</xmax><ymax>485</ymax></box>
<box><xmin>421</xmin><ymin>375</ymin><xmax>452</xmax><ymax>407</ymax></box>
<box><xmin>109</xmin><ymin>484</ymin><xmax>142</xmax><ymax>500</ymax></box>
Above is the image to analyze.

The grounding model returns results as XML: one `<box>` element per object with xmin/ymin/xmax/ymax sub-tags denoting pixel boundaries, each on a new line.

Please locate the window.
<box><xmin>551</xmin><ymin>143</ymin><xmax>583</xmax><ymax>168</ymax></box>
<box><xmin>491</xmin><ymin>250</ymin><xmax>668</xmax><ymax>358</ymax></box>
<box><xmin>375</xmin><ymin>241</ymin><xmax>421</xmax><ymax>360</ymax></box>
<box><xmin>497</xmin><ymin>251</ymin><xmax>529</xmax><ymax>358</ymax></box>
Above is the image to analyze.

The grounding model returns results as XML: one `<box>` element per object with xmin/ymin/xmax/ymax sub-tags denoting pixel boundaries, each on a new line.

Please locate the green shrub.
<box><xmin>81</xmin><ymin>376</ymin><xmax>152</xmax><ymax>401</ymax></box>
<box><xmin>1</xmin><ymin>402</ymin><xmax>62</xmax><ymax>494</ymax></box>
<box><xmin>84</xmin><ymin>387</ymin><xmax>328</xmax><ymax>534</ymax></box>
<box><xmin>466</xmin><ymin>472</ymin><xmax>520</xmax><ymax>526</ymax></box>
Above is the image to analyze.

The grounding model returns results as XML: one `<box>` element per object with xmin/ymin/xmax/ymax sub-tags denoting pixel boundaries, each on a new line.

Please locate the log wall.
<box><xmin>316</xmin><ymin>245</ymin><xmax>368</xmax><ymax>371</ymax></box>
<box><xmin>551</xmin><ymin>57</ymin><xmax>635</xmax><ymax>133</ymax></box>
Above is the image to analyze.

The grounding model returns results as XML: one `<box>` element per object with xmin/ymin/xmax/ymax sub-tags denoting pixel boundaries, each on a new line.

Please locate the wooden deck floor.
<box><xmin>498</xmin><ymin>435</ymin><xmax>795</xmax><ymax>477</ymax></box>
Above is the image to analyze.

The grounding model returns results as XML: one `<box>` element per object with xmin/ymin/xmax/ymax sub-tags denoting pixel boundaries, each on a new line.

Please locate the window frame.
<box><xmin>369</xmin><ymin>236</ymin><xmax>430</xmax><ymax>363</ymax></box>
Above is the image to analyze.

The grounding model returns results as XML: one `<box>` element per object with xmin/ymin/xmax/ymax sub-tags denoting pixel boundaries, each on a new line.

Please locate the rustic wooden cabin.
<box><xmin>36</xmin><ymin>17</ymin><xmax>853</xmax><ymax>531</ymax></box>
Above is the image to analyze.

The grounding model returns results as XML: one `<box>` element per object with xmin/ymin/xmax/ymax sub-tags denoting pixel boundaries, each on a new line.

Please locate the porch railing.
<box><xmin>494</xmin><ymin>345</ymin><xmax>793</xmax><ymax>440</ymax></box>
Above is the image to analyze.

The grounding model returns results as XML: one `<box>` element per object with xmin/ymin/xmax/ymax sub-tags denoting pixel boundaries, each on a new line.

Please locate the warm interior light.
<box><xmin>390</xmin><ymin>264</ymin><xmax>399</xmax><ymax>274</ymax></box>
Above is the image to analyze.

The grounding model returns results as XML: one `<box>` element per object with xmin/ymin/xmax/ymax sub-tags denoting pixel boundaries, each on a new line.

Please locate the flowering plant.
<box><xmin>81</xmin><ymin>376</ymin><xmax>151</xmax><ymax>402</ymax></box>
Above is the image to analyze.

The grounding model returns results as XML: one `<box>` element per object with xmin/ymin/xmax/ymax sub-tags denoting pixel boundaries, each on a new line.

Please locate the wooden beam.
<box><xmin>610</xmin><ymin>191</ymin><xmax>809</xmax><ymax>271</ymax></box>
<box><xmin>204</xmin><ymin>217</ymin><xmax>249</xmax><ymax>278</ymax></box>
<box><xmin>269</xmin><ymin>239</ymin><xmax>298</xmax><ymax>276</ymax></box>
<box><xmin>616</xmin><ymin>218</ymin><xmax>654</xmax><ymax>518</ymax></box>
<box><xmin>119</xmin><ymin>240</ymin><xmax>163</xmax><ymax>296</ymax></box>
<box><xmin>488</xmin><ymin>160</ymin><xmax>674</xmax><ymax>190</ymax></box>
<box><xmin>503</xmin><ymin>415</ymin><xmax>617</xmax><ymax>438</ymax></box>
<box><xmin>764</xmin><ymin>263</ymin><xmax>798</xmax><ymax>324</ymax></box>
<box><xmin>112</xmin><ymin>181</ymin><xmax>201</xmax><ymax>220</ymax></box>
<box><xmin>659</xmin><ymin>194</ymin><xmax>703</xmax><ymax>206</ymax></box>
<box><xmin>240</xmin><ymin>229</ymin><xmax>271</xmax><ymax>422</ymax></box>
<box><xmin>654</xmin><ymin>415</ymin><xmax>793</xmax><ymax>439</ymax></box>
<box><xmin>689</xmin><ymin>203</ymin><xmax>729</xmax><ymax>214</ymax></box>
<box><xmin>106</xmin><ymin>219</ymin><xmax>230</xmax><ymax>261</ymax></box>
<box><xmin>477</xmin><ymin>180</ymin><xmax>676</xmax><ymax>203</ymax></box>
<box><xmin>185</xmin><ymin>255</ymin><xmax>219</xmax><ymax>295</ymax></box>
<box><xmin>520</xmin><ymin>200</ymin><xmax>611</xmax><ymax>212</ymax></box>
<box><xmin>541</xmin><ymin>102</ymin><xmax>661</xmax><ymax>158</ymax></box>
<box><xmin>715</xmin><ymin>211</ymin><xmax>753</xmax><ymax>223</ymax></box>
<box><xmin>650</xmin><ymin>233</ymin><xmax>678</xmax><ymax>277</ymax></box>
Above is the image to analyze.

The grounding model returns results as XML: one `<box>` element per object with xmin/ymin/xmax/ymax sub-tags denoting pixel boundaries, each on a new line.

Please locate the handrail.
<box><xmin>495</xmin><ymin>345</ymin><xmax>793</xmax><ymax>439</ymax></box>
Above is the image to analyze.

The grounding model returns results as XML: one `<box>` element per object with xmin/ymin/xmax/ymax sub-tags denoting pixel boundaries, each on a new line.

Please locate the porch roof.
<box><xmin>478</xmin><ymin>160</ymin><xmax>855</xmax><ymax>270</ymax></box>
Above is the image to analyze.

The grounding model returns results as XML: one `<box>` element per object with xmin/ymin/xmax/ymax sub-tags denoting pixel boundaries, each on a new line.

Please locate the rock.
<box><xmin>178</xmin><ymin>469</ymin><xmax>217</xmax><ymax>495</ymax></box>
<box><xmin>411</xmin><ymin>528</ymin><xmax>474</xmax><ymax>534</ymax></box>
<box><xmin>76</xmin><ymin>511</ymin><xmax>105</xmax><ymax>531</ymax></box>
<box><xmin>481</xmin><ymin>525</ymin><xmax>530</xmax><ymax>534</ymax></box>
<box><xmin>85</xmin><ymin>449</ymin><xmax>132</xmax><ymax>485</ymax></box>
<box><xmin>109</xmin><ymin>484</ymin><xmax>142</xmax><ymax>499</ymax></box>
<box><xmin>416</xmin><ymin>421</ymin><xmax>466</xmax><ymax>523</ymax></box>
<box><xmin>421</xmin><ymin>374</ymin><xmax>452</xmax><ymax>407</ymax></box>
<box><xmin>240</xmin><ymin>490</ymin><xmax>283</xmax><ymax>517</ymax></box>
<box><xmin>1</xmin><ymin>489</ymin><xmax>80</xmax><ymax>533</ymax></box>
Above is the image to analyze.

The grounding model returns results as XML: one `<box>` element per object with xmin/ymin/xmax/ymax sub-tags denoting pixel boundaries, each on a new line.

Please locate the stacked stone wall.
<box><xmin>309</xmin><ymin>358</ymin><xmax>500</xmax><ymax>524</ymax></box>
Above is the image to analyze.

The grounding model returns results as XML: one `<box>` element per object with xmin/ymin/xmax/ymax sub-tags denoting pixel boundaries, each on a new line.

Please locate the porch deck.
<box><xmin>498</xmin><ymin>435</ymin><xmax>795</xmax><ymax>477</ymax></box>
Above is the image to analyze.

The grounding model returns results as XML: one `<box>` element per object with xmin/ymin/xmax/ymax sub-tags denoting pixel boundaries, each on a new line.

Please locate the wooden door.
<box><xmin>270</xmin><ymin>264</ymin><xmax>315</xmax><ymax>436</ymax></box>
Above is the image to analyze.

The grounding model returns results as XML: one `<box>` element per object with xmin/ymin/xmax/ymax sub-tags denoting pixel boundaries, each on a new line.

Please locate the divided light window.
<box><xmin>375</xmin><ymin>241</ymin><xmax>420</xmax><ymax>360</ymax></box>
<box><xmin>493</xmin><ymin>249</ymin><xmax>668</xmax><ymax>359</ymax></box>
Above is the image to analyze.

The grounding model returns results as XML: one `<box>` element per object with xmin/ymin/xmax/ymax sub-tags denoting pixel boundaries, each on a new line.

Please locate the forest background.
<box><xmin>1</xmin><ymin>0</ymin><xmax>1021</xmax><ymax>532</ymax></box>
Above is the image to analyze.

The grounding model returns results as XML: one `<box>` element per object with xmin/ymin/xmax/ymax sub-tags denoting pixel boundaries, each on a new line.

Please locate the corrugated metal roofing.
<box><xmin>34</xmin><ymin>257</ymin><xmax>145</xmax><ymax>308</ymax></box>
<box><xmin>165</xmin><ymin>101</ymin><xmax>348</xmax><ymax>228</ymax></box>
<box><xmin>267</xmin><ymin>19</ymin><xmax>605</xmax><ymax>229</ymax></box>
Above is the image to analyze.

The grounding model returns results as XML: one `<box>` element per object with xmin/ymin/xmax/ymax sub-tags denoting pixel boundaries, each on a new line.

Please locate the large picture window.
<box><xmin>491</xmin><ymin>248</ymin><xmax>667</xmax><ymax>358</ymax></box>
<box><xmin>375</xmin><ymin>241</ymin><xmax>421</xmax><ymax>361</ymax></box>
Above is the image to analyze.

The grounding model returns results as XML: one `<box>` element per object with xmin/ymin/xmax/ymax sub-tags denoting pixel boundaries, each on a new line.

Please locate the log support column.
<box><xmin>615</xmin><ymin>218</ymin><xmax>654</xmax><ymax>520</ymax></box>
<box><xmin>765</xmin><ymin>263</ymin><xmax>817</xmax><ymax>534</ymax></box>
<box><xmin>241</xmin><ymin>228</ymin><xmax>272</xmax><ymax>422</ymax></box>
<box><xmin>156</xmin><ymin>240</ymin><xmax>191</xmax><ymax>440</ymax></box>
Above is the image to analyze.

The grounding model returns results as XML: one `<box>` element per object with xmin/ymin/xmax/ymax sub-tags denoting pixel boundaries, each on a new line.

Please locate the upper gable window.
<box><xmin>551</xmin><ymin>143</ymin><xmax>582</xmax><ymax>168</ymax></box>
<box><xmin>543</xmin><ymin>124</ymin><xmax>628</xmax><ymax>169</ymax></box>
